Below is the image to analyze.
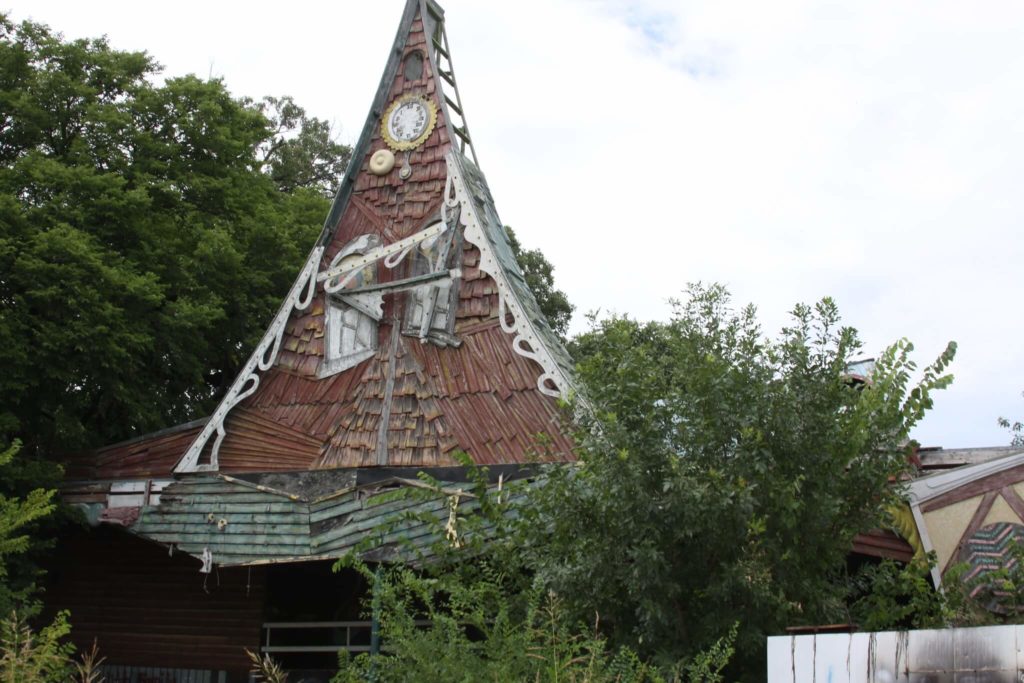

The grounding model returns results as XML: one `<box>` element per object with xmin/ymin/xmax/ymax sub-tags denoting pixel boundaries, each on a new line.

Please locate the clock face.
<box><xmin>389</xmin><ymin>101</ymin><xmax>429</xmax><ymax>141</ymax></box>
<box><xmin>381</xmin><ymin>95</ymin><xmax>437</xmax><ymax>151</ymax></box>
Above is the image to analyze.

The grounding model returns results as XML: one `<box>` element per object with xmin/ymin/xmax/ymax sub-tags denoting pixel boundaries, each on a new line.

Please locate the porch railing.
<box><xmin>100</xmin><ymin>664</ymin><xmax>226</xmax><ymax>683</ymax></box>
<box><xmin>260</xmin><ymin>620</ymin><xmax>431</xmax><ymax>655</ymax></box>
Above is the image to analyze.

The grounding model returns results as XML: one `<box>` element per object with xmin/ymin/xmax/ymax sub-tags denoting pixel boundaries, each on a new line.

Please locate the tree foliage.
<box><xmin>0</xmin><ymin>610</ymin><xmax>73</xmax><ymax>683</ymax></box>
<box><xmin>848</xmin><ymin>556</ymin><xmax>987</xmax><ymax>632</ymax></box>
<box><xmin>506</xmin><ymin>226</ymin><xmax>574</xmax><ymax>339</ymax></box>
<box><xmin>258</xmin><ymin>95</ymin><xmax>350</xmax><ymax>196</ymax></box>
<box><xmin>0</xmin><ymin>441</ymin><xmax>55</xmax><ymax>616</ymax></box>
<box><xmin>521</xmin><ymin>284</ymin><xmax>956</xmax><ymax>679</ymax></box>
<box><xmin>0</xmin><ymin>15</ymin><xmax>349</xmax><ymax>455</ymax></box>
<box><xmin>998</xmin><ymin>392</ymin><xmax>1024</xmax><ymax>447</ymax></box>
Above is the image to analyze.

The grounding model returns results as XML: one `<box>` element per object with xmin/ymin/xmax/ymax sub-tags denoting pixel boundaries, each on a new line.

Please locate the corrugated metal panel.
<box><xmin>216</xmin><ymin>407</ymin><xmax>322</xmax><ymax>472</ymax></box>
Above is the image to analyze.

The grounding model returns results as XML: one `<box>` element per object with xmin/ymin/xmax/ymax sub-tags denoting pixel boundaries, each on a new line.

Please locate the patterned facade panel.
<box><xmin>959</xmin><ymin>522</ymin><xmax>1024</xmax><ymax>613</ymax></box>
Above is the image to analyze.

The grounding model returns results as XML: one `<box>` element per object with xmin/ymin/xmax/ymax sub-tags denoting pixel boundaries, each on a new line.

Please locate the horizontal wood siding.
<box><xmin>310</xmin><ymin>486</ymin><xmax>455</xmax><ymax>556</ymax></box>
<box><xmin>134</xmin><ymin>478</ymin><xmax>310</xmax><ymax>564</ymax></box>
<box><xmin>44</xmin><ymin>526</ymin><xmax>265</xmax><ymax>679</ymax></box>
<box><xmin>127</xmin><ymin>473</ymin><xmax>491</xmax><ymax>566</ymax></box>
<box><xmin>851</xmin><ymin>529</ymin><xmax>915</xmax><ymax>562</ymax></box>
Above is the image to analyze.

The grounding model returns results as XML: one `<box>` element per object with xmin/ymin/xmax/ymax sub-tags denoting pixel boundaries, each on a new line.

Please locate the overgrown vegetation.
<box><xmin>248</xmin><ymin>647</ymin><xmax>289</xmax><ymax>683</ymax></box>
<box><xmin>0</xmin><ymin>611</ymin><xmax>107</xmax><ymax>683</ymax></box>
<box><xmin>0</xmin><ymin>442</ymin><xmax>103</xmax><ymax>682</ymax></box>
<box><xmin>0</xmin><ymin>442</ymin><xmax>55</xmax><ymax>616</ymax></box>
<box><xmin>329</xmin><ymin>285</ymin><xmax>957</xmax><ymax>682</ymax></box>
<box><xmin>528</xmin><ymin>286</ymin><xmax>955</xmax><ymax>678</ymax></box>
<box><xmin>0</xmin><ymin>610</ymin><xmax>73</xmax><ymax>683</ymax></box>
<box><xmin>849</xmin><ymin>541</ymin><xmax>1024</xmax><ymax>633</ymax></box>
<box><xmin>332</xmin><ymin>463</ymin><xmax>736</xmax><ymax>683</ymax></box>
<box><xmin>849</xmin><ymin>556</ymin><xmax>976</xmax><ymax>631</ymax></box>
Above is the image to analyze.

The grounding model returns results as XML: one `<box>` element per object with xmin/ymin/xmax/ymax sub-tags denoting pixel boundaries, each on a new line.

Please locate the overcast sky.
<box><xmin>9</xmin><ymin>0</ymin><xmax>1024</xmax><ymax>449</ymax></box>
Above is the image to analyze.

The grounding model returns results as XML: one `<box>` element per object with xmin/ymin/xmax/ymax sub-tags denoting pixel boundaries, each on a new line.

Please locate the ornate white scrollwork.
<box><xmin>444</xmin><ymin>152</ymin><xmax>571</xmax><ymax>400</ymax></box>
<box><xmin>175</xmin><ymin>247</ymin><xmax>325</xmax><ymax>473</ymax></box>
<box><xmin>318</xmin><ymin>222</ymin><xmax>446</xmax><ymax>292</ymax></box>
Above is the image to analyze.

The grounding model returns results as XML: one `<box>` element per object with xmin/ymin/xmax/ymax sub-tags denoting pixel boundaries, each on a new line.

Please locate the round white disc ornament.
<box><xmin>369</xmin><ymin>149</ymin><xmax>396</xmax><ymax>175</ymax></box>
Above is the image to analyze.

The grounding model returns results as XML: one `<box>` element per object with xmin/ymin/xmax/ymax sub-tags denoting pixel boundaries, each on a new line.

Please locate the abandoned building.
<box><xmin>50</xmin><ymin>1</ymin><xmax>575</xmax><ymax>680</ymax></box>
<box><xmin>43</xmin><ymin>3</ymin><xmax>1024</xmax><ymax>682</ymax></box>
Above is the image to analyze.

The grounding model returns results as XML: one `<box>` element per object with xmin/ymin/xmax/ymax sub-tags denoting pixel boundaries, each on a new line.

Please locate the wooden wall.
<box><xmin>44</xmin><ymin>526</ymin><xmax>266</xmax><ymax>680</ymax></box>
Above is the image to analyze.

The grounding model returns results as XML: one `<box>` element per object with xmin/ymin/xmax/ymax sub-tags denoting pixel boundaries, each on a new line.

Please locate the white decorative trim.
<box><xmin>909</xmin><ymin>501</ymin><xmax>943</xmax><ymax>590</ymax></box>
<box><xmin>907</xmin><ymin>450</ymin><xmax>1024</xmax><ymax>504</ymax></box>
<box><xmin>443</xmin><ymin>152</ymin><xmax>571</xmax><ymax>400</ymax></box>
<box><xmin>175</xmin><ymin>247</ymin><xmax>325</xmax><ymax>473</ymax></box>
<box><xmin>317</xmin><ymin>222</ymin><xmax>446</xmax><ymax>293</ymax></box>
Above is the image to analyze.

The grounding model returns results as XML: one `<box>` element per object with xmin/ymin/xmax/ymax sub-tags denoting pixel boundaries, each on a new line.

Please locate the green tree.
<box><xmin>0</xmin><ymin>15</ymin><xmax>349</xmax><ymax>456</ymax></box>
<box><xmin>0</xmin><ymin>441</ymin><xmax>55</xmax><ymax>616</ymax></box>
<box><xmin>0</xmin><ymin>15</ymin><xmax>349</xmax><ymax>606</ymax></box>
<box><xmin>521</xmin><ymin>284</ymin><xmax>956</xmax><ymax>679</ymax></box>
<box><xmin>258</xmin><ymin>95</ymin><xmax>351</xmax><ymax>197</ymax></box>
<box><xmin>329</xmin><ymin>286</ymin><xmax>947</xmax><ymax>680</ymax></box>
<box><xmin>506</xmin><ymin>226</ymin><xmax>574</xmax><ymax>338</ymax></box>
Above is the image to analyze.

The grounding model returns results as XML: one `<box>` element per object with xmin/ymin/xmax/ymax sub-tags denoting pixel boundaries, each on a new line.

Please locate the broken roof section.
<box><xmin>92</xmin><ymin>0</ymin><xmax>582</xmax><ymax>478</ymax></box>
<box><xmin>108</xmin><ymin>465</ymin><xmax>537</xmax><ymax>567</ymax></box>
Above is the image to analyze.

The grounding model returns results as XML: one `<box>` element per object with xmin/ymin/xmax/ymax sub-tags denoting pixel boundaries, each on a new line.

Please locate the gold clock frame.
<box><xmin>380</xmin><ymin>94</ymin><xmax>438</xmax><ymax>151</ymax></box>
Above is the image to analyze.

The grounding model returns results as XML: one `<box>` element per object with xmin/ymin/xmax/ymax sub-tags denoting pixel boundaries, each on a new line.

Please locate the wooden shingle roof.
<box><xmin>80</xmin><ymin>0</ymin><xmax>576</xmax><ymax>482</ymax></box>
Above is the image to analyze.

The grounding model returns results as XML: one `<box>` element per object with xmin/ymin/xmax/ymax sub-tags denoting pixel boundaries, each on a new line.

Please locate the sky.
<box><xmin>8</xmin><ymin>0</ymin><xmax>1024</xmax><ymax>449</ymax></box>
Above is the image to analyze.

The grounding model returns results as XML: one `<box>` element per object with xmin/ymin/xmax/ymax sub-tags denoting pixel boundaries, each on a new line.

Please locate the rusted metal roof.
<box><xmin>64</xmin><ymin>419</ymin><xmax>208</xmax><ymax>480</ymax></box>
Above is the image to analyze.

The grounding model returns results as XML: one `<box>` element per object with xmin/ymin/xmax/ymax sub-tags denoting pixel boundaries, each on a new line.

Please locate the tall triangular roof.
<box><xmin>171</xmin><ymin>0</ymin><xmax>576</xmax><ymax>474</ymax></box>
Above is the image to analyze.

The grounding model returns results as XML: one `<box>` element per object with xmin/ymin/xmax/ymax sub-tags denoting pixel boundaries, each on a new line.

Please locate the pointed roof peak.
<box><xmin>323</xmin><ymin>0</ymin><xmax>478</xmax><ymax>242</ymax></box>
<box><xmin>171</xmin><ymin>0</ymin><xmax>575</xmax><ymax>475</ymax></box>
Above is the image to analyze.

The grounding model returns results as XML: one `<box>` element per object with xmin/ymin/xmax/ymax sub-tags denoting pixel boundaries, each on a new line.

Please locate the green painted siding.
<box><xmin>130</xmin><ymin>474</ymin><xmax>481</xmax><ymax>567</ymax></box>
